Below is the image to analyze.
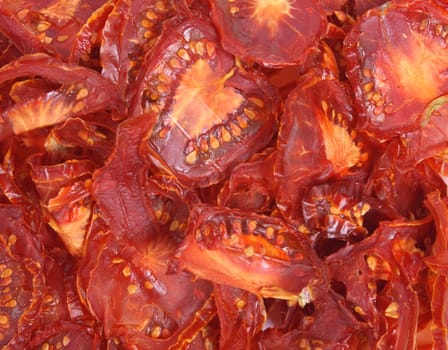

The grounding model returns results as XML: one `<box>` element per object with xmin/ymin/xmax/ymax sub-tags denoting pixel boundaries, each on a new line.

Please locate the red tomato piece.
<box><xmin>326</xmin><ymin>217</ymin><xmax>432</xmax><ymax>349</ymax></box>
<box><xmin>100</xmin><ymin>0</ymin><xmax>177</xmax><ymax>102</ymax></box>
<box><xmin>0</xmin><ymin>54</ymin><xmax>119</xmax><ymax>139</ymax></box>
<box><xmin>0</xmin><ymin>205</ymin><xmax>46</xmax><ymax>347</ymax></box>
<box><xmin>275</xmin><ymin>70</ymin><xmax>367</xmax><ymax>220</ymax></box>
<box><xmin>214</xmin><ymin>285</ymin><xmax>266</xmax><ymax>348</ymax></box>
<box><xmin>28</xmin><ymin>321</ymin><xmax>104</xmax><ymax>349</ymax></box>
<box><xmin>176</xmin><ymin>205</ymin><xmax>329</xmax><ymax>305</ymax></box>
<box><xmin>77</xmin><ymin>218</ymin><xmax>214</xmax><ymax>349</ymax></box>
<box><xmin>142</xmin><ymin>173</ymin><xmax>201</xmax><ymax>241</ymax></box>
<box><xmin>134</xmin><ymin>18</ymin><xmax>279</xmax><ymax>188</ymax></box>
<box><xmin>70</xmin><ymin>1</ymin><xmax>115</xmax><ymax>70</ymax></box>
<box><xmin>344</xmin><ymin>0</ymin><xmax>448</xmax><ymax>139</ymax></box>
<box><xmin>302</xmin><ymin>180</ymin><xmax>370</xmax><ymax>256</ymax></box>
<box><xmin>209</xmin><ymin>0</ymin><xmax>327</xmax><ymax>67</ymax></box>
<box><xmin>218</xmin><ymin>147</ymin><xmax>276</xmax><ymax>213</ymax></box>
<box><xmin>0</xmin><ymin>0</ymin><xmax>106</xmax><ymax>58</ymax></box>
<box><xmin>259</xmin><ymin>291</ymin><xmax>369</xmax><ymax>348</ymax></box>
<box><xmin>424</xmin><ymin>191</ymin><xmax>448</xmax><ymax>349</ymax></box>
<box><xmin>400</xmin><ymin>95</ymin><xmax>448</xmax><ymax>166</ymax></box>
<box><xmin>91</xmin><ymin>114</ymin><xmax>155</xmax><ymax>240</ymax></box>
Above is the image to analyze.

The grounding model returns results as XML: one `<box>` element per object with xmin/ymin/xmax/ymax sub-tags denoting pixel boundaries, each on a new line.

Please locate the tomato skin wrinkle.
<box><xmin>0</xmin><ymin>0</ymin><xmax>447</xmax><ymax>349</ymax></box>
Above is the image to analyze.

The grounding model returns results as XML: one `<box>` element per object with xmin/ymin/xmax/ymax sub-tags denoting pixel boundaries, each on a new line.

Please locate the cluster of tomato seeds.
<box><xmin>0</xmin><ymin>0</ymin><xmax>447</xmax><ymax>348</ymax></box>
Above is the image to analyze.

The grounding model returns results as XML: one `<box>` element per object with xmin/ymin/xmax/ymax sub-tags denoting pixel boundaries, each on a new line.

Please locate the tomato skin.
<box><xmin>176</xmin><ymin>205</ymin><xmax>329</xmax><ymax>304</ymax></box>
<box><xmin>135</xmin><ymin>18</ymin><xmax>279</xmax><ymax>188</ymax></box>
<box><xmin>275</xmin><ymin>69</ymin><xmax>365</xmax><ymax>220</ymax></box>
<box><xmin>424</xmin><ymin>191</ymin><xmax>448</xmax><ymax>349</ymax></box>
<box><xmin>77</xmin><ymin>215</ymin><xmax>214</xmax><ymax>349</ymax></box>
<box><xmin>0</xmin><ymin>54</ymin><xmax>120</xmax><ymax>139</ymax></box>
<box><xmin>210</xmin><ymin>0</ymin><xmax>328</xmax><ymax>67</ymax></box>
<box><xmin>0</xmin><ymin>0</ymin><xmax>106</xmax><ymax>59</ymax></box>
<box><xmin>344</xmin><ymin>0</ymin><xmax>448</xmax><ymax>139</ymax></box>
<box><xmin>100</xmin><ymin>0</ymin><xmax>177</xmax><ymax>103</ymax></box>
<box><xmin>326</xmin><ymin>217</ymin><xmax>433</xmax><ymax>349</ymax></box>
<box><xmin>214</xmin><ymin>284</ymin><xmax>266</xmax><ymax>349</ymax></box>
<box><xmin>218</xmin><ymin>147</ymin><xmax>276</xmax><ymax>213</ymax></box>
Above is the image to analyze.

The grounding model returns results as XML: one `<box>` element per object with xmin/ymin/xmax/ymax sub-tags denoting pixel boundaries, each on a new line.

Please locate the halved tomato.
<box><xmin>344</xmin><ymin>0</ymin><xmax>448</xmax><ymax>139</ymax></box>
<box><xmin>176</xmin><ymin>205</ymin><xmax>329</xmax><ymax>305</ymax></box>
<box><xmin>134</xmin><ymin>18</ymin><xmax>279</xmax><ymax>188</ymax></box>
<box><xmin>218</xmin><ymin>147</ymin><xmax>276</xmax><ymax>213</ymax></box>
<box><xmin>209</xmin><ymin>0</ymin><xmax>327</xmax><ymax>67</ymax></box>
<box><xmin>77</xmin><ymin>214</ymin><xmax>214</xmax><ymax>349</ymax></box>
<box><xmin>0</xmin><ymin>0</ymin><xmax>106</xmax><ymax>59</ymax></box>
<box><xmin>274</xmin><ymin>69</ymin><xmax>367</xmax><ymax>220</ymax></box>
<box><xmin>0</xmin><ymin>54</ymin><xmax>119</xmax><ymax>139</ymax></box>
<box><xmin>100</xmin><ymin>0</ymin><xmax>177</xmax><ymax>103</ymax></box>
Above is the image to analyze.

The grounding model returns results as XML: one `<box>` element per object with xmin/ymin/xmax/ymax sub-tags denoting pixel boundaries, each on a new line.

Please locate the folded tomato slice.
<box><xmin>0</xmin><ymin>54</ymin><xmax>119</xmax><ymax>139</ymax></box>
<box><xmin>134</xmin><ymin>18</ymin><xmax>278</xmax><ymax>188</ymax></box>
<box><xmin>209</xmin><ymin>0</ymin><xmax>327</xmax><ymax>67</ymax></box>
<box><xmin>77</xmin><ymin>217</ymin><xmax>214</xmax><ymax>349</ymax></box>
<box><xmin>176</xmin><ymin>205</ymin><xmax>328</xmax><ymax>305</ymax></box>
<box><xmin>344</xmin><ymin>0</ymin><xmax>448</xmax><ymax>139</ymax></box>
<box><xmin>275</xmin><ymin>70</ymin><xmax>367</xmax><ymax>220</ymax></box>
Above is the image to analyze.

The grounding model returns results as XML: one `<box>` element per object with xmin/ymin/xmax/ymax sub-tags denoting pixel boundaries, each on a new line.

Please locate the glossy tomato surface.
<box><xmin>344</xmin><ymin>0</ymin><xmax>448</xmax><ymax>139</ymax></box>
<box><xmin>210</xmin><ymin>0</ymin><xmax>327</xmax><ymax>67</ymax></box>
<box><xmin>136</xmin><ymin>18</ymin><xmax>278</xmax><ymax>188</ymax></box>
<box><xmin>0</xmin><ymin>0</ymin><xmax>447</xmax><ymax>349</ymax></box>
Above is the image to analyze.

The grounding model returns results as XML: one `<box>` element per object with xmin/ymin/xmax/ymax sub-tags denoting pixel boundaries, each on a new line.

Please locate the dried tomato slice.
<box><xmin>326</xmin><ymin>217</ymin><xmax>432</xmax><ymax>348</ymax></box>
<box><xmin>100</xmin><ymin>0</ymin><xmax>177</xmax><ymax>102</ymax></box>
<box><xmin>218</xmin><ymin>147</ymin><xmax>276</xmax><ymax>213</ymax></box>
<box><xmin>424</xmin><ymin>191</ymin><xmax>448</xmax><ymax>349</ymax></box>
<box><xmin>275</xmin><ymin>70</ymin><xmax>367</xmax><ymax>220</ymax></box>
<box><xmin>92</xmin><ymin>114</ymin><xmax>155</xmax><ymax>239</ymax></box>
<box><xmin>259</xmin><ymin>291</ymin><xmax>369</xmax><ymax>348</ymax></box>
<box><xmin>0</xmin><ymin>54</ymin><xmax>119</xmax><ymax>138</ymax></box>
<box><xmin>0</xmin><ymin>0</ymin><xmax>106</xmax><ymax>58</ymax></box>
<box><xmin>77</xmin><ymin>214</ymin><xmax>214</xmax><ymax>349</ymax></box>
<box><xmin>209</xmin><ymin>0</ymin><xmax>327</xmax><ymax>67</ymax></box>
<box><xmin>0</xmin><ymin>205</ymin><xmax>46</xmax><ymax>347</ymax></box>
<box><xmin>344</xmin><ymin>0</ymin><xmax>448</xmax><ymax>139</ymax></box>
<box><xmin>70</xmin><ymin>1</ymin><xmax>115</xmax><ymax>70</ymax></box>
<box><xmin>142</xmin><ymin>173</ymin><xmax>201</xmax><ymax>241</ymax></box>
<box><xmin>302</xmin><ymin>180</ymin><xmax>370</xmax><ymax>255</ymax></box>
<box><xmin>29</xmin><ymin>321</ymin><xmax>104</xmax><ymax>349</ymax></box>
<box><xmin>135</xmin><ymin>18</ymin><xmax>278</xmax><ymax>188</ymax></box>
<box><xmin>214</xmin><ymin>285</ymin><xmax>266</xmax><ymax>348</ymax></box>
<box><xmin>176</xmin><ymin>205</ymin><xmax>329</xmax><ymax>305</ymax></box>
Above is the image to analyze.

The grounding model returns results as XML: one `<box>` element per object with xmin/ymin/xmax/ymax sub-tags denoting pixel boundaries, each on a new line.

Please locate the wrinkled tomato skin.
<box><xmin>0</xmin><ymin>0</ymin><xmax>106</xmax><ymax>59</ymax></box>
<box><xmin>275</xmin><ymin>70</ymin><xmax>365</xmax><ymax>220</ymax></box>
<box><xmin>424</xmin><ymin>191</ymin><xmax>448</xmax><ymax>349</ymax></box>
<box><xmin>77</xmin><ymin>214</ymin><xmax>214</xmax><ymax>350</ymax></box>
<box><xmin>176</xmin><ymin>205</ymin><xmax>329</xmax><ymax>304</ymax></box>
<box><xmin>135</xmin><ymin>18</ymin><xmax>279</xmax><ymax>188</ymax></box>
<box><xmin>0</xmin><ymin>54</ymin><xmax>119</xmax><ymax>139</ymax></box>
<box><xmin>258</xmin><ymin>291</ymin><xmax>369</xmax><ymax>349</ymax></box>
<box><xmin>100</xmin><ymin>0</ymin><xmax>177</xmax><ymax>104</ymax></box>
<box><xmin>218</xmin><ymin>147</ymin><xmax>276</xmax><ymax>213</ymax></box>
<box><xmin>326</xmin><ymin>217</ymin><xmax>433</xmax><ymax>349</ymax></box>
<box><xmin>214</xmin><ymin>284</ymin><xmax>266</xmax><ymax>348</ymax></box>
<box><xmin>210</xmin><ymin>0</ymin><xmax>328</xmax><ymax>67</ymax></box>
<box><xmin>92</xmin><ymin>114</ymin><xmax>155</xmax><ymax>241</ymax></box>
<box><xmin>344</xmin><ymin>0</ymin><xmax>448</xmax><ymax>139</ymax></box>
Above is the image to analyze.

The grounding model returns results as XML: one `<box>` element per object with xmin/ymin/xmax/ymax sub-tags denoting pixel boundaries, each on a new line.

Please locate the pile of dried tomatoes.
<box><xmin>0</xmin><ymin>0</ymin><xmax>447</xmax><ymax>348</ymax></box>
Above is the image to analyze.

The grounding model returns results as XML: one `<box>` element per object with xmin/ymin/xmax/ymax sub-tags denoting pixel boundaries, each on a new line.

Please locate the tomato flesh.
<box><xmin>344</xmin><ymin>0</ymin><xmax>448</xmax><ymax>139</ymax></box>
<box><xmin>210</xmin><ymin>0</ymin><xmax>327</xmax><ymax>67</ymax></box>
<box><xmin>136</xmin><ymin>18</ymin><xmax>278</xmax><ymax>188</ymax></box>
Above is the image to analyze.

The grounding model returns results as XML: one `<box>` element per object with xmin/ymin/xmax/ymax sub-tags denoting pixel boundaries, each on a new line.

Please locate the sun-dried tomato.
<box><xmin>0</xmin><ymin>0</ymin><xmax>447</xmax><ymax>348</ymax></box>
